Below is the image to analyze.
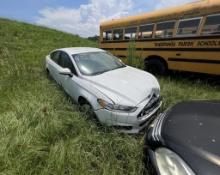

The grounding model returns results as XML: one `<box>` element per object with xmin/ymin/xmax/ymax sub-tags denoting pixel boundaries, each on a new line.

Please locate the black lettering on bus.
<box><xmin>155</xmin><ymin>42</ymin><xmax>176</xmax><ymax>47</ymax></box>
<box><xmin>197</xmin><ymin>40</ymin><xmax>220</xmax><ymax>46</ymax></box>
<box><xmin>178</xmin><ymin>41</ymin><xmax>194</xmax><ymax>47</ymax></box>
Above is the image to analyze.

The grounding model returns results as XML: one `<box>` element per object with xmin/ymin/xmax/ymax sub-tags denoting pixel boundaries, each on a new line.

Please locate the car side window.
<box><xmin>50</xmin><ymin>51</ymin><xmax>60</xmax><ymax>63</ymax></box>
<box><xmin>59</xmin><ymin>52</ymin><xmax>77</xmax><ymax>75</ymax></box>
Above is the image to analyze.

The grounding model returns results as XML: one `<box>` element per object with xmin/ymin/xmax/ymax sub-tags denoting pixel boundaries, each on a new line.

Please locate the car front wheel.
<box><xmin>79</xmin><ymin>100</ymin><xmax>99</xmax><ymax>123</ymax></box>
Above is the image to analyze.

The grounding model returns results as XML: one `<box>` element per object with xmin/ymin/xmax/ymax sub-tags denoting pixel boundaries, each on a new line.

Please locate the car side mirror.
<box><xmin>59</xmin><ymin>68</ymin><xmax>73</xmax><ymax>77</ymax></box>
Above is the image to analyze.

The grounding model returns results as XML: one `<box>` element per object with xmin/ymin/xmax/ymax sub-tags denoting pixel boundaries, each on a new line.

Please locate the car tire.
<box><xmin>46</xmin><ymin>68</ymin><xmax>52</xmax><ymax>79</ymax></box>
<box><xmin>145</xmin><ymin>59</ymin><xmax>167</xmax><ymax>75</ymax></box>
<box><xmin>79</xmin><ymin>100</ymin><xmax>100</xmax><ymax>123</ymax></box>
<box><xmin>46</xmin><ymin>68</ymin><xmax>49</xmax><ymax>75</ymax></box>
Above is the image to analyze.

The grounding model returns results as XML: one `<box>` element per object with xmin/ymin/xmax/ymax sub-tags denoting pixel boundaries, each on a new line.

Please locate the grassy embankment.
<box><xmin>0</xmin><ymin>18</ymin><xmax>219</xmax><ymax>175</ymax></box>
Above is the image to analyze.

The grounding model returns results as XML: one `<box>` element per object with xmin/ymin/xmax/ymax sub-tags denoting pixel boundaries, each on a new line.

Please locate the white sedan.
<box><xmin>46</xmin><ymin>47</ymin><xmax>162</xmax><ymax>133</ymax></box>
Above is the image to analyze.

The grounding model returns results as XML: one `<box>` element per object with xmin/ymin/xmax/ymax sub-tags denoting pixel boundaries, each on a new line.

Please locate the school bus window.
<box><xmin>124</xmin><ymin>27</ymin><xmax>137</xmax><ymax>40</ymax></box>
<box><xmin>103</xmin><ymin>31</ymin><xmax>112</xmax><ymax>41</ymax></box>
<box><xmin>139</xmin><ymin>24</ymin><xmax>154</xmax><ymax>39</ymax></box>
<box><xmin>202</xmin><ymin>14</ymin><xmax>220</xmax><ymax>35</ymax></box>
<box><xmin>177</xmin><ymin>18</ymin><xmax>201</xmax><ymax>36</ymax></box>
<box><xmin>155</xmin><ymin>21</ymin><xmax>175</xmax><ymax>38</ymax></box>
<box><xmin>113</xmin><ymin>29</ymin><xmax>123</xmax><ymax>40</ymax></box>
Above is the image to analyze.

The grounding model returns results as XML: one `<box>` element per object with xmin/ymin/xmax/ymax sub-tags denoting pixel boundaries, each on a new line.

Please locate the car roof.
<box><xmin>54</xmin><ymin>47</ymin><xmax>105</xmax><ymax>55</ymax></box>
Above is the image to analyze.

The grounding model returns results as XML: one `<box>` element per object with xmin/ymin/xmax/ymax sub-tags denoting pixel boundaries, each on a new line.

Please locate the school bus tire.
<box><xmin>144</xmin><ymin>57</ymin><xmax>168</xmax><ymax>75</ymax></box>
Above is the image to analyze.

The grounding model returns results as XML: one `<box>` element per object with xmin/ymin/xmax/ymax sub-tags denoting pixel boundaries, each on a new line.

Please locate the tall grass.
<box><xmin>0</xmin><ymin>18</ymin><xmax>144</xmax><ymax>175</ymax></box>
<box><xmin>127</xmin><ymin>41</ymin><xmax>144</xmax><ymax>69</ymax></box>
<box><xmin>0</xmin><ymin>18</ymin><xmax>220</xmax><ymax>175</ymax></box>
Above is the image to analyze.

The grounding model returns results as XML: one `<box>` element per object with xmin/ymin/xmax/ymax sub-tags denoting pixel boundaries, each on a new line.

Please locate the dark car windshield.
<box><xmin>72</xmin><ymin>52</ymin><xmax>125</xmax><ymax>76</ymax></box>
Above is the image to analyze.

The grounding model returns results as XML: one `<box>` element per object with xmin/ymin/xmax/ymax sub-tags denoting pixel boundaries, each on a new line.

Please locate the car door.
<box><xmin>48</xmin><ymin>51</ymin><xmax>62</xmax><ymax>84</ymax></box>
<box><xmin>58</xmin><ymin>51</ymin><xmax>80</xmax><ymax>102</ymax></box>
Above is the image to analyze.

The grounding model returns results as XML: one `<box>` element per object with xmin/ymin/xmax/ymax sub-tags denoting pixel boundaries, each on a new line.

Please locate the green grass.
<box><xmin>0</xmin><ymin>18</ymin><xmax>220</xmax><ymax>175</ymax></box>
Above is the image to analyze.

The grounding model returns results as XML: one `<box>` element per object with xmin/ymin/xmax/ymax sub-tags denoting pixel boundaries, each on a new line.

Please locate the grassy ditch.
<box><xmin>0</xmin><ymin>18</ymin><xmax>219</xmax><ymax>175</ymax></box>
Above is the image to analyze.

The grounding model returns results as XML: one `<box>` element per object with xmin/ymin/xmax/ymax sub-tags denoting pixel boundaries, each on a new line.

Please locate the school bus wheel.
<box><xmin>144</xmin><ymin>57</ymin><xmax>167</xmax><ymax>75</ymax></box>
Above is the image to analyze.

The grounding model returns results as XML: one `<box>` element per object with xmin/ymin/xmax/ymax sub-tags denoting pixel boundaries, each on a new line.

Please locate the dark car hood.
<box><xmin>160</xmin><ymin>101</ymin><xmax>220</xmax><ymax>175</ymax></box>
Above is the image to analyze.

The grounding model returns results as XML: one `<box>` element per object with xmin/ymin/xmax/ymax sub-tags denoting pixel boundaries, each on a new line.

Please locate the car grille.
<box><xmin>137</xmin><ymin>94</ymin><xmax>160</xmax><ymax>119</ymax></box>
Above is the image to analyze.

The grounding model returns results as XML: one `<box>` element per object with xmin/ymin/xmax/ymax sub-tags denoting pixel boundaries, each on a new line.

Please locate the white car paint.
<box><xmin>46</xmin><ymin>47</ymin><xmax>162</xmax><ymax>133</ymax></box>
<box><xmin>84</xmin><ymin>66</ymin><xmax>160</xmax><ymax>106</ymax></box>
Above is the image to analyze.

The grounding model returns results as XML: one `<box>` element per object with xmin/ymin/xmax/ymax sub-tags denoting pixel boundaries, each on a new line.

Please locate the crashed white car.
<box><xmin>46</xmin><ymin>47</ymin><xmax>161</xmax><ymax>133</ymax></box>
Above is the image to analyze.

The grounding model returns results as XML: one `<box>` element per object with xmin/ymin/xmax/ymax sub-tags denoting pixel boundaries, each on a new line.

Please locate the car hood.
<box><xmin>83</xmin><ymin>66</ymin><xmax>160</xmax><ymax>106</ymax></box>
<box><xmin>160</xmin><ymin>101</ymin><xmax>220</xmax><ymax>175</ymax></box>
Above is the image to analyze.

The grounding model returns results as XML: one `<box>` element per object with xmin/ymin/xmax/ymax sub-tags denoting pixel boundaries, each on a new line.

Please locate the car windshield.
<box><xmin>73</xmin><ymin>52</ymin><xmax>126</xmax><ymax>76</ymax></box>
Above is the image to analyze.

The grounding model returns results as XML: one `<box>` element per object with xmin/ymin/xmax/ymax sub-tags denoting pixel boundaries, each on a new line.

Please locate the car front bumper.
<box><xmin>95</xmin><ymin>99</ymin><xmax>162</xmax><ymax>134</ymax></box>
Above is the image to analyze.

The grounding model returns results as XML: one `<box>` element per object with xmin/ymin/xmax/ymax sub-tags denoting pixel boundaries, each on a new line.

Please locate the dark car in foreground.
<box><xmin>144</xmin><ymin>101</ymin><xmax>220</xmax><ymax>175</ymax></box>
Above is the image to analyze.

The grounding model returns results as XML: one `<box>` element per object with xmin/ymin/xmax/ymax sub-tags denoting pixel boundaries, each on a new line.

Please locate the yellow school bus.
<box><xmin>100</xmin><ymin>0</ymin><xmax>220</xmax><ymax>75</ymax></box>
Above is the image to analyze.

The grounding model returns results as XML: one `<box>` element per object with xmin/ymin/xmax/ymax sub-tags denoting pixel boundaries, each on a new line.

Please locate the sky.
<box><xmin>0</xmin><ymin>0</ymin><xmax>196</xmax><ymax>37</ymax></box>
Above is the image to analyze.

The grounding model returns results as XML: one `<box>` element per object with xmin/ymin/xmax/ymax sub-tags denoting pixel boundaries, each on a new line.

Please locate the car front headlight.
<box><xmin>97</xmin><ymin>99</ymin><xmax>137</xmax><ymax>113</ymax></box>
<box><xmin>155</xmin><ymin>148</ymin><xmax>195</xmax><ymax>175</ymax></box>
